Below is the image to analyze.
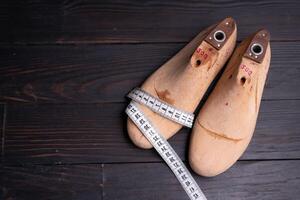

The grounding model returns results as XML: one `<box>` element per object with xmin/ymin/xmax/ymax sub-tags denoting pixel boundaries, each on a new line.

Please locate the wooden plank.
<box><xmin>2</xmin><ymin>161</ymin><xmax>299</xmax><ymax>200</ymax></box>
<box><xmin>0</xmin><ymin>104</ymin><xmax>4</xmax><ymax>160</ymax></box>
<box><xmin>3</xmin><ymin>100</ymin><xmax>300</xmax><ymax>164</ymax></box>
<box><xmin>1</xmin><ymin>164</ymin><xmax>103</xmax><ymax>200</ymax></box>
<box><xmin>0</xmin><ymin>42</ymin><xmax>299</xmax><ymax>104</ymax></box>
<box><xmin>1</xmin><ymin>0</ymin><xmax>299</xmax><ymax>44</ymax></box>
<box><xmin>103</xmin><ymin>160</ymin><xmax>300</xmax><ymax>200</ymax></box>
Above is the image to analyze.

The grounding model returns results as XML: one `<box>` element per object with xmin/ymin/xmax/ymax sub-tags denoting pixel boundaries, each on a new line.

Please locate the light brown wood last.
<box><xmin>189</xmin><ymin>29</ymin><xmax>271</xmax><ymax>177</ymax></box>
<box><xmin>127</xmin><ymin>17</ymin><xmax>237</xmax><ymax>149</ymax></box>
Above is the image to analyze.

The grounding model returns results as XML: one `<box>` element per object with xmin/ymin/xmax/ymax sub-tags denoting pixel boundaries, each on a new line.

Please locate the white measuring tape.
<box><xmin>126</xmin><ymin>89</ymin><xmax>207</xmax><ymax>200</ymax></box>
<box><xmin>127</xmin><ymin>88</ymin><xmax>194</xmax><ymax>128</ymax></box>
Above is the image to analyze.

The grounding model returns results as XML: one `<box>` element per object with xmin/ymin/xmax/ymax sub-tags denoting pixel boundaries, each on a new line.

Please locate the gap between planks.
<box><xmin>0</xmin><ymin>39</ymin><xmax>299</xmax><ymax>46</ymax></box>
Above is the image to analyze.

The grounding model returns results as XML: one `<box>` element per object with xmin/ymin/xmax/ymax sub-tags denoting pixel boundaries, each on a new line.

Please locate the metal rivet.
<box><xmin>251</xmin><ymin>43</ymin><xmax>264</xmax><ymax>56</ymax></box>
<box><xmin>214</xmin><ymin>30</ymin><xmax>226</xmax><ymax>43</ymax></box>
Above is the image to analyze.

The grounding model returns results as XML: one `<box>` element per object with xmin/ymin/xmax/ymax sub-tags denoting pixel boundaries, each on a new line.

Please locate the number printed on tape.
<box><xmin>126</xmin><ymin>102</ymin><xmax>206</xmax><ymax>200</ymax></box>
<box><xmin>127</xmin><ymin>88</ymin><xmax>194</xmax><ymax>128</ymax></box>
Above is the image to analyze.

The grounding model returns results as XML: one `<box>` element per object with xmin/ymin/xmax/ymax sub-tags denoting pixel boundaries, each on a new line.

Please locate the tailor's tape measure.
<box><xmin>126</xmin><ymin>101</ymin><xmax>207</xmax><ymax>200</ymax></box>
<box><xmin>127</xmin><ymin>88</ymin><xmax>194</xmax><ymax>128</ymax></box>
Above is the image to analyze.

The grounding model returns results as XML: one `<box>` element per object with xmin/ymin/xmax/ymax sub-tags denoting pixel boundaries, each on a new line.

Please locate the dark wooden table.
<box><xmin>1</xmin><ymin>1</ymin><xmax>300</xmax><ymax>200</ymax></box>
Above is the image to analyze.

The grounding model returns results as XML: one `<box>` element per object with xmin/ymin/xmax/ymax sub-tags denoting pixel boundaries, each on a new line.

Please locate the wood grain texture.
<box><xmin>1</xmin><ymin>1</ymin><xmax>299</xmax><ymax>199</ymax></box>
<box><xmin>3</xmin><ymin>100</ymin><xmax>300</xmax><ymax>164</ymax></box>
<box><xmin>104</xmin><ymin>160</ymin><xmax>300</xmax><ymax>200</ymax></box>
<box><xmin>0</xmin><ymin>42</ymin><xmax>299</xmax><ymax>104</ymax></box>
<box><xmin>1</xmin><ymin>164</ymin><xmax>103</xmax><ymax>200</ymax></box>
<box><xmin>1</xmin><ymin>0</ymin><xmax>299</xmax><ymax>44</ymax></box>
<box><xmin>2</xmin><ymin>161</ymin><xmax>299</xmax><ymax>200</ymax></box>
<box><xmin>0</xmin><ymin>104</ymin><xmax>4</xmax><ymax>160</ymax></box>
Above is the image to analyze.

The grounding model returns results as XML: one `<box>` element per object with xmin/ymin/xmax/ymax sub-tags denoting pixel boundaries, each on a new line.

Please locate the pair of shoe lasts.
<box><xmin>127</xmin><ymin>17</ymin><xmax>271</xmax><ymax>177</ymax></box>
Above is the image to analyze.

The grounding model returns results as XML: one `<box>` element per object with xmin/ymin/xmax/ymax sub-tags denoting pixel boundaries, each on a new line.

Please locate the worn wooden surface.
<box><xmin>0</xmin><ymin>42</ymin><xmax>300</xmax><ymax>103</ymax></box>
<box><xmin>1</xmin><ymin>0</ymin><xmax>300</xmax><ymax>43</ymax></box>
<box><xmin>1</xmin><ymin>0</ymin><xmax>300</xmax><ymax>200</ymax></box>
